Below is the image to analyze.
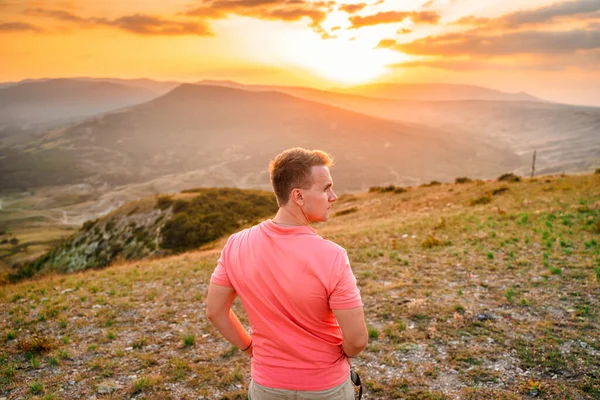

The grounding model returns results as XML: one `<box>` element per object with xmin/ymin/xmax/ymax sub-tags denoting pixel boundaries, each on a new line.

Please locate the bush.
<box><xmin>471</xmin><ymin>196</ymin><xmax>492</xmax><ymax>206</ymax></box>
<box><xmin>335</xmin><ymin>207</ymin><xmax>358</xmax><ymax>217</ymax></box>
<box><xmin>369</xmin><ymin>185</ymin><xmax>396</xmax><ymax>193</ymax></box>
<box><xmin>82</xmin><ymin>219</ymin><xmax>97</xmax><ymax>231</ymax></box>
<box><xmin>421</xmin><ymin>234</ymin><xmax>443</xmax><ymax>248</ymax></box>
<box><xmin>156</xmin><ymin>196</ymin><xmax>173</xmax><ymax>210</ymax></box>
<box><xmin>17</xmin><ymin>333</ymin><xmax>55</xmax><ymax>354</ymax></box>
<box><xmin>9</xmin><ymin>237</ymin><xmax>18</xmax><ymax>245</ymax></box>
<box><xmin>455</xmin><ymin>177</ymin><xmax>472</xmax><ymax>184</ymax></box>
<box><xmin>492</xmin><ymin>186</ymin><xmax>509</xmax><ymax>196</ymax></box>
<box><xmin>172</xmin><ymin>199</ymin><xmax>189</xmax><ymax>213</ymax></box>
<box><xmin>498</xmin><ymin>173</ymin><xmax>521</xmax><ymax>182</ymax></box>
<box><xmin>420</xmin><ymin>181</ymin><xmax>442</xmax><ymax>188</ymax></box>
<box><xmin>595</xmin><ymin>168</ymin><xmax>600</xmax><ymax>174</ymax></box>
<box><xmin>160</xmin><ymin>188</ymin><xmax>277</xmax><ymax>252</ymax></box>
<box><xmin>394</xmin><ymin>187</ymin><xmax>407</xmax><ymax>194</ymax></box>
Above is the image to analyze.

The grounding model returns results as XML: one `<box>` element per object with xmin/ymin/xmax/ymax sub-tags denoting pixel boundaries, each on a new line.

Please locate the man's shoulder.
<box><xmin>310</xmin><ymin>234</ymin><xmax>346</xmax><ymax>255</ymax></box>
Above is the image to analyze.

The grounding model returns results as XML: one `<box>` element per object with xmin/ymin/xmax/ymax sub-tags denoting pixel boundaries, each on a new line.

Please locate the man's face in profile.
<box><xmin>300</xmin><ymin>165</ymin><xmax>337</xmax><ymax>223</ymax></box>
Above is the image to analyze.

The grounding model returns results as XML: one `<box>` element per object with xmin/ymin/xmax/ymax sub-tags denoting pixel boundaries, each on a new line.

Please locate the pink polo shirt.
<box><xmin>210</xmin><ymin>219</ymin><xmax>362</xmax><ymax>391</ymax></box>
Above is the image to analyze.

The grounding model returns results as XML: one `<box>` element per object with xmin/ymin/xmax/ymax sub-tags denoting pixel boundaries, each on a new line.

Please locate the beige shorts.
<box><xmin>248</xmin><ymin>376</ymin><xmax>354</xmax><ymax>400</ymax></box>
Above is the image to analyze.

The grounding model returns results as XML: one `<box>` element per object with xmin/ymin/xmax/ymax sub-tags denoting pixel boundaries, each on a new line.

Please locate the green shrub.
<box><xmin>369</xmin><ymin>185</ymin><xmax>396</xmax><ymax>193</ymax></box>
<box><xmin>172</xmin><ymin>199</ymin><xmax>189</xmax><ymax>213</ymax></box>
<box><xmin>455</xmin><ymin>177</ymin><xmax>472</xmax><ymax>184</ymax></box>
<box><xmin>82</xmin><ymin>219</ymin><xmax>97</xmax><ymax>231</ymax></box>
<box><xmin>498</xmin><ymin>173</ymin><xmax>521</xmax><ymax>182</ymax></box>
<box><xmin>161</xmin><ymin>188</ymin><xmax>277</xmax><ymax>252</ymax></box>
<box><xmin>29</xmin><ymin>381</ymin><xmax>44</xmax><ymax>394</ymax></box>
<box><xmin>17</xmin><ymin>333</ymin><xmax>55</xmax><ymax>354</ymax></box>
<box><xmin>335</xmin><ymin>207</ymin><xmax>358</xmax><ymax>217</ymax></box>
<box><xmin>368</xmin><ymin>326</ymin><xmax>379</xmax><ymax>339</ymax></box>
<box><xmin>421</xmin><ymin>234</ymin><xmax>443</xmax><ymax>248</ymax></box>
<box><xmin>471</xmin><ymin>196</ymin><xmax>491</xmax><ymax>206</ymax></box>
<box><xmin>420</xmin><ymin>181</ymin><xmax>442</xmax><ymax>188</ymax></box>
<box><xmin>156</xmin><ymin>195</ymin><xmax>174</xmax><ymax>210</ymax></box>
<box><xmin>492</xmin><ymin>186</ymin><xmax>509</xmax><ymax>196</ymax></box>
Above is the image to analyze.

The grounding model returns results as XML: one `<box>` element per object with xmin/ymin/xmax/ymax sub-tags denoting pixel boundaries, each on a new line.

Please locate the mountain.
<box><xmin>333</xmin><ymin>83</ymin><xmax>540</xmax><ymax>102</ymax></box>
<box><xmin>0</xmin><ymin>84</ymin><xmax>521</xmax><ymax>195</ymax></box>
<box><xmin>195</xmin><ymin>81</ymin><xmax>599</xmax><ymax>175</ymax></box>
<box><xmin>73</xmin><ymin>77</ymin><xmax>180</xmax><ymax>95</ymax></box>
<box><xmin>0</xmin><ymin>79</ymin><xmax>161</xmax><ymax>127</ymax></box>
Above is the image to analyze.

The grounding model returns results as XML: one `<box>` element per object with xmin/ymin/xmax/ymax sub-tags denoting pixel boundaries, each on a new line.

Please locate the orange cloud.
<box><xmin>339</xmin><ymin>3</ymin><xmax>367</xmax><ymax>14</ymax></box>
<box><xmin>0</xmin><ymin>21</ymin><xmax>43</xmax><ymax>32</ymax></box>
<box><xmin>184</xmin><ymin>0</ymin><xmax>333</xmax><ymax>30</ymax></box>
<box><xmin>455</xmin><ymin>0</ymin><xmax>600</xmax><ymax>28</ymax></box>
<box><xmin>25</xmin><ymin>8</ymin><xmax>213</xmax><ymax>36</ymax></box>
<box><xmin>349</xmin><ymin>10</ymin><xmax>440</xmax><ymax>28</ymax></box>
<box><xmin>389</xmin><ymin>29</ymin><xmax>600</xmax><ymax>56</ymax></box>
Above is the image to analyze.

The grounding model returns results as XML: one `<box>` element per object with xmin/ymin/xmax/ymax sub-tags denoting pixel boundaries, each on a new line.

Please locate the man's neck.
<box><xmin>272</xmin><ymin>207</ymin><xmax>308</xmax><ymax>227</ymax></box>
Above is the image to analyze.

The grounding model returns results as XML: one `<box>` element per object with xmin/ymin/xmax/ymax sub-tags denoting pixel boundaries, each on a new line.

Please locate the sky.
<box><xmin>1</xmin><ymin>0</ymin><xmax>600</xmax><ymax>106</ymax></box>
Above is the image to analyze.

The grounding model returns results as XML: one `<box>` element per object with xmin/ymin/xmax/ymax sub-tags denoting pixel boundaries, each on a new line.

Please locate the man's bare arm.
<box><xmin>332</xmin><ymin>306</ymin><xmax>368</xmax><ymax>357</ymax></box>
<box><xmin>205</xmin><ymin>282</ymin><xmax>253</xmax><ymax>356</ymax></box>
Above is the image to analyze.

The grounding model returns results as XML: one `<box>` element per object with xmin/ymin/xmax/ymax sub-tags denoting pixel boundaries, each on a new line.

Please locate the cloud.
<box><xmin>388</xmin><ymin>29</ymin><xmax>600</xmax><ymax>56</ymax></box>
<box><xmin>26</xmin><ymin>8</ymin><xmax>90</xmax><ymax>24</ymax></box>
<box><xmin>455</xmin><ymin>0</ymin><xmax>600</xmax><ymax>28</ymax></box>
<box><xmin>392</xmin><ymin>49</ymin><xmax>600</xmax><ymax>71</ymax></box>
<box><xmin>109</xmin><ymin>14</ymin><xmax>212</xmax><ymax>36</ymax></box>
<box><xmin>0</xmin><ymin>21</ymin><xmax>42</xmax><ymax>32</ymax></box>
<box><xmin>339</xmin><ymin>3</ymin><xmax>367</xmax><ymax>14</ymax></box>
<box><xmin>25</xmin><ymin>8</ymin><xmax>213</xmax><ymax>36</ymax></box>
<box><xmin>349</xmin><ymin>10</ymin><xmax>440</xmax><ymax>28</ymax></box>
<box><xmin>183</xmin><ymin>0</ymin><xmax>333</xmax><ymax>30</ymax></box>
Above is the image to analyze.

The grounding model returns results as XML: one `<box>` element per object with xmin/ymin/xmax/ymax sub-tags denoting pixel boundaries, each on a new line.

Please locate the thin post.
<box><xmin>531</xmin><ymin>150</ymin><xmax>536</xmax><ymax>178</ymax></box>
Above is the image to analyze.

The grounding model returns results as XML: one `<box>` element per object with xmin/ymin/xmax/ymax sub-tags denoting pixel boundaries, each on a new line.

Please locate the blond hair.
<box><xmin>269</xmin><ymin>148</ymin><xmax>334</xmax><ymax>206</ymax></box>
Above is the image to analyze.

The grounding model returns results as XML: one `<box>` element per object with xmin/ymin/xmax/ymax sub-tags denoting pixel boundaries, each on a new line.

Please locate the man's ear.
<box><xmin>291</xmin><ymin>188</ymin><xmax>304</xmax><ymax>206</ymax></box>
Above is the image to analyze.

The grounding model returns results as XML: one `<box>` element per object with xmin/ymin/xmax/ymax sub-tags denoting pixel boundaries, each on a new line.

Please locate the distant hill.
<box><xmin>0</xmin><ymin>84</ymin><xmax>522</xmax><ymax>194</ymax></box>
<box><xmin>73</xmin><ymin>77</ymin><xmax>180</xmax><ymax>95</ymax></box>
<box><xmin>10</xmin><ymin>187</ymin><xmax>277</xmax><ymax>281</ymax></box>
<box><xmin>0</xmin><ymin>79</ymin><xmax>161</xmax><ymax>127</ymax></box>
<box><xmin>332</xmin><ymin>83</ymin><xmax>540</xmax><ymax>102</ymax></box>
<box><xmin>195</xmin><ymin>81</ymin><xmax>598</xmax><ymax>175</ymax></box>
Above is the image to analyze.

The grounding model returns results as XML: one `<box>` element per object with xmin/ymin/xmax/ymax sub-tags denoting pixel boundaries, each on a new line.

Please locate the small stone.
<box><xmin>92</xmin><ymin>305</ymin><xmax>102</xmax><ymax>309</ymax></box>
<box><xmin>61</xmin><ymin>289</ymin><xmax>74</xmax><ymax>294</ymax></box>
<box><xmin>476</xmin><ymin>313</ymin><xmax>495</xmax><ymax>322</ymax></box>
<box><xmin>97</xmin><ymin>380</ymin><xmax>122</xmax><ymax>394</ymax></box>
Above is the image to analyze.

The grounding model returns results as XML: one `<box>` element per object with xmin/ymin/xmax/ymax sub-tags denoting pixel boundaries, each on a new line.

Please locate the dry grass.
<box><xmin>1</xmin><ymin>173</ymin><xmax>599</xmax><ymax>399</ymax></box>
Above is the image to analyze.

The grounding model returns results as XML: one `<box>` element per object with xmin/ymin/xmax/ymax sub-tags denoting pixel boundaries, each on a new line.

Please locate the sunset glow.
<box><xmin>1</xmin><ymin>0</ymin><xmax>599</xmax><ymax>104</ymax></box>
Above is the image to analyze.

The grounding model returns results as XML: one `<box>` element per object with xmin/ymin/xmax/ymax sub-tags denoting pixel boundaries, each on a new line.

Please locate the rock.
<box><xmin>61</xmin><ymin>289</ymin><xmax>74</xmax><ymax>294</ymax></box>
<box><xmin>97</xmin><ymin>380</ymin><xmax>122</xmax><ymax>394</ymax></box>
<box><xmin>476</xmin><ymin>313</ymin><xmax>495</xmax><ymax>322</ymax></box>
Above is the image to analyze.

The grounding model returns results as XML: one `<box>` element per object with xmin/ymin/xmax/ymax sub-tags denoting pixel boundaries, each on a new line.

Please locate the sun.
<box><xmin>279</xmin><ymin>27</ymin><xmax>406</xmax><ymax>86</ymax></box>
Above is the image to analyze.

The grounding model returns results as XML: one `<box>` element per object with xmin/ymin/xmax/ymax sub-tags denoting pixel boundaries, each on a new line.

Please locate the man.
<box><xmin>206</xmin><ymin>148</ymin><xmax>367</xmax><ymax>399</ymax></box>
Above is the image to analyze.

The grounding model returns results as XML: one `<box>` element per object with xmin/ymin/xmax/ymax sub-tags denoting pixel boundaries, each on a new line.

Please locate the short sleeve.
<box><xmin>329</xmin><ymin>249</ymin><xmax>362</xmax><ymax>310</ymax></box>
<box><xmin>210</xmin><ymin>237</ymin><xmax>234</xmax><ymax>288</ymax></box>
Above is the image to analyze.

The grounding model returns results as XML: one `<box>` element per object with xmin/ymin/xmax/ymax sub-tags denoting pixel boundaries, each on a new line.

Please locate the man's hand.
<box><xmin>206</xmin><ymin>282</ymin><xmax>253</xmax><ymax>353</ymax></box>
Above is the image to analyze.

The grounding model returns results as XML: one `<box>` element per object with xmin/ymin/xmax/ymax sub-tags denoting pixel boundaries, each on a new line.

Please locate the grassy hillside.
<box><xmin>6</xmin><ymin>188</ymin><xmax>277</xmax><ymax>283</ymax></box>
<box><xmin>1</xmin><ymin>173</ymin><xmax>599</xmax><ymax>399</ymax></box>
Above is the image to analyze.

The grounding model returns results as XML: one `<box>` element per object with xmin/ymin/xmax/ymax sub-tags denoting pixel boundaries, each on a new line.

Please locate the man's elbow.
<box><xmin>346</xmin><ymin>332</ymin><xmax>368</xmax><ymax>354</ymax></box>
<box><xmin>352</xmin><ymin>333</ymin><xmax>368</xmax><ymax>351</ymax></box>
<box><xmin>205</xmin><ymin>305</ymin><xmax>220</xmax><ymax>322</ymax></box>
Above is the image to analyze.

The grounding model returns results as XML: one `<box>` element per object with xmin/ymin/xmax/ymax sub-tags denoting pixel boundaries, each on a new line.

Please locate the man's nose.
<box><xmin>329</xmin><ymin>190</ymin><xmax>337</xmax><ymax>202</ymax></box>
